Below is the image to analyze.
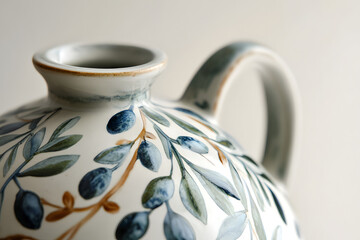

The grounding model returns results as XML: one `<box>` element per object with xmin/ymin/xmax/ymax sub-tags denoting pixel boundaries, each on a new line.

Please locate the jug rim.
<box><xmin>32</xmin><ymin>42</ymin><xmax>167</xmax><ymax>77</ymax></box>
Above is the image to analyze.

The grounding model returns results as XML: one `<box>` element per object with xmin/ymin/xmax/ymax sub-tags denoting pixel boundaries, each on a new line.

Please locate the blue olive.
<box><xmin>137</xmin><ymin>141</ymin><xmax>162</xmax><ymax>172</ymax></box>
<box><xmin>177</xmin><ymin>136</ymin><xmax>209</xmax><ymax>154</ymax></box>
<box><xmin>14</xmin><ymin>190</ymin><xmax>43</xmax><ymax>229</ymax></box>
<box><xmin>107</xmin><ymin>110</ymin><xmax>136</xmax><ymax>134</ymax></box>
<box><xmin>115</xmin><ymin>211</ymin><xmax>150</xmax><ymax>240</ymax></box>
<box><xmin>78</xmin><ymin>168</ymin><xmax>112</xmax><ymax>199</ymax></box>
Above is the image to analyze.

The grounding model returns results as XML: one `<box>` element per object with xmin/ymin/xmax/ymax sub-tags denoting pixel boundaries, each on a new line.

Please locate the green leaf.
<box><xmin>162</xmin><ymin>111</ymin><xmax>207</xmax><ymax>137</ymax></box>
<box><xmin>229</xmin><ymin>161</ymin><xmax>248</xmax><ymax>210</ymax></box>
<box><xmin>215</xmin><ymin>135</ymin><xmax>236</xmax><ymax>150</ymax></box>
<box><xmin>260</xmin><ymin>173</ymin><xmax>274</xmax><ymax>185</ymax></box>
<box><xmin>256</xmin><ymin>175</ymin><xmax>271</xmax><ymax>205</ymax></box>
<box><xmin>3</xmin><ymin>144</ymin><xmax>19</xmax><ymax>177</ymax></box>
<box><xmin>164</xmin><ymin>203</ymin><xmax>195</xmax><ymax>240</ymax></box>
<box><xmin>142</xmin><ymin>176</ymin><xmax>174</xmax><ymax>209</ymax></box>
<box><xmin>268</xmin><ymin>187</ymin><xmax>287</xmax><ymax>224</ymax></box>
<box><xmin>38</xmin><ymin>135</ymin><xmax>82</xmax><ymax>153</ymax></box>
<box><xmin>153</xmin><ymin>125</ymin><xmax>172</xmax><ymax>160</ymax></box>
<box><xmin>239</xmin><ymin>155</ymin><xmax>259</xmax><ymax>167</ymax></box>
<box><xmin>192</xmin><ymin>170</ymin><xmax>234</xmax><ymax>215</ymax></box>
<box><xmin>19</xmin><ymin>155</ymin><xmax>79</xmax><ymax>177</ymax></box>
<box><xmin>0</xmin><ymin>122</ymin><xmax>27</xmax><ymax>135</ymax></box>
<box><xmin>246</xmin><ymin>168</ymin><xmax>265</xmax><ymax>211</ymax></box>
<box><xmin>29</xmin><ymin>117</ymin><xmax>43</xmax><ymax>130</ymax></box>
<box><xmin>179</xmin><ymin>171</ymin><xmax>207</xmax><ymax>224</ymax></box>
<box><xmin>49</xmin><ymin>116</ymin><xmax>80</xmax><ymax>141</ymax></box>
<box><xmin>217</xmin><ymin>211</ymin><xmax>247</xmax><ymax>240</ymax></box>
<box><xmin>184</xmin><ymin>159</ymin><xmax>240</xmax><ymax>200</ymax></box>
<box><xmin>0</xmin><ymin>134</ymin><xmax>24</xmax><ymax>146</ymax></box>
<box><xmin>250</xmin><ymin>194</ymin><xmax>266</xmax><ymax>240</ymax></box>
<box><xmin>94</xmin><ymin>143</ymin><xmax>131</xmax><ymax>165</ymax></box>
<box><xmin>23</xmin><ymin>128</ymin><xmax>46</xmax><ymax>161</ymax></box>
<box><xmin>140</xmin><ymin>107</ymin><xmax>170</xmax><ymax>127</ymax></box>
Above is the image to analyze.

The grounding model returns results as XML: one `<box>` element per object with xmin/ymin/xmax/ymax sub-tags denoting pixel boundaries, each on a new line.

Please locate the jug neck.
<box><xmin>33</xmin><ymin>43</ymin><xmax>167</xmax><ymax>106</ymax></box>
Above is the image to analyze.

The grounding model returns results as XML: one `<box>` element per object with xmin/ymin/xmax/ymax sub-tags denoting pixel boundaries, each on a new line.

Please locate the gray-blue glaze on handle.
<box><xmin>181</xmin><ymin>42</ymin><xmax>300</xmax><ymax>183</ymax></box>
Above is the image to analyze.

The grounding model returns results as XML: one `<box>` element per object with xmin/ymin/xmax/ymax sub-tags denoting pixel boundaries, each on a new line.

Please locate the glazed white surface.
<box><xmin>0</xmin><ymin>1</ymin><xmax>359</xmax><ymax>239</ymax></box>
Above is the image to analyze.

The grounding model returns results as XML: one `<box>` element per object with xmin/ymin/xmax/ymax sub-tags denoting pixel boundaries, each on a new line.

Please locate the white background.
<box><xmin>1</xmin><ymin>1</ymin><xmax>359</xmax><ymax>239</ymax></box>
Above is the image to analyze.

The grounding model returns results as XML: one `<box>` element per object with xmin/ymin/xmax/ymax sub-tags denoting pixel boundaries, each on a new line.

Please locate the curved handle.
<box><xmin>180</xmin><ymin>42</ymin><xmax>300</xmax><ymax>184</ymax></box>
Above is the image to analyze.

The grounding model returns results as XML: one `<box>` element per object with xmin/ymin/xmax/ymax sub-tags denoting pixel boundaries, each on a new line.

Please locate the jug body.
<box><xmin>0</xmin><ymin>42</ymin><xmax>300</xmax><ymax>240</ymax></box>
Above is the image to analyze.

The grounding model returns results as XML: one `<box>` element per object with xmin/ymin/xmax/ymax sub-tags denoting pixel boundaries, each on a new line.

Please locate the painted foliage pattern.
<box><xmin>0</xmin><ymin>103</ymin><xmax>297</xmax><ymax>240</ymax></box>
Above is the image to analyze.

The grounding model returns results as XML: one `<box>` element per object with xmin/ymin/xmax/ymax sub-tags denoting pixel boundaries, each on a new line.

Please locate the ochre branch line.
<box><xmin>39</xmin><ymin>111</ymin><xmax>148</xmax><ymax>240</ymax></box>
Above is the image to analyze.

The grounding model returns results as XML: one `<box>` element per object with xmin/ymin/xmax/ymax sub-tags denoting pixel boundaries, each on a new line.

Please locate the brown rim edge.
<box><xmin>32</xmin><ymin>58</ymin><xmax>167</xmax><ymax>77</ymax></box>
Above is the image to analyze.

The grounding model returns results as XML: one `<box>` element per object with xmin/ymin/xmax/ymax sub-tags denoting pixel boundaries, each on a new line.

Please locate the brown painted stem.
<box><xmin>54</xmin><ymin>110</ymin><xmax>147</xmax><ymax>240</ymax></box>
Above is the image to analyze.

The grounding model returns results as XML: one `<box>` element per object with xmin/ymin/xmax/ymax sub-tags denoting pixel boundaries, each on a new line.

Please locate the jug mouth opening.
<box><xmin>33</xmin><ymin>43</ymin><xmax>167</xmax><ymax>76</ymax></box>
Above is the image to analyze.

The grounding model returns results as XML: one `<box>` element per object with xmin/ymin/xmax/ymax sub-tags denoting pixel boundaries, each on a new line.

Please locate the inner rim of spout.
<box><xmin>33</xmin><ymin>43</ymin><xmax>167</xmax><ymax>76</ymax></box>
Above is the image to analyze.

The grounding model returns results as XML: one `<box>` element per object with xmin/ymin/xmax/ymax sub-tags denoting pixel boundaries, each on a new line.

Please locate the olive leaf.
<box><xmin>215</xmin><ymin>137</ymin><xmax>236</xmax><ymax>150</ymax></box>
<box><xmin>29</xmin><ymin>117</ymin><xmax>43</xmax><ymax>130</ymax></box>
<box><xmin>239</xmin><ymin>155</ymin><xmax>259</xmax><ymax>167</ymax></box>
<box><xmin>174</xmin><ymin>107</ymin><xmax>209</xmax><ymax>123</ymax></box>
<box><xmin>164</xmin><ymin>203</ymin><xmax>195</xmax><ymax>240</ymax></box>
<box><xmin>18</xmin><ymin>155</ymin><xmax>79</xmax><ymax>177</ymax></box>
<box><xmin>216</xmin><ymin>211</ymin><xmax>247</xmax><ymax>240</ymax></box>
<box><xmin>115</xmin><ymin>211</ymin><xmax>150</xmax><ymax>240</ymax></box>
<box><xmin>3</xmin><ymin>144</ymin><xmax>19</xmax><ymax>177</ymax></box>
<box><xmin>49</xmin><ymin>116</ymin><xmax>80</xmax><ymax>141</ymax></box>
<box><xmin>153</xmin><ymin>124</ymin><xmax>172</xmax><ymax>160</ymax></box>
<box><xmin>229</xmin><ymin>161</ymin><xmax>248</xmax><ymax>210</ymax></box>
<box><xmin>142</xmin><ymin>176</ymin><xmax>174</xmax><ymax>209</ymax></box>
<box><xmin>0</xmin><ymin>134</ymin><xmax>24</xmax><ymax>146</ymax></box>
<box><xmin>260</xmin><ymin>172</ymin><xmax>275</xmax><ymax>185</ymax></box>
<box><xmin>250</xmin><ymin>194</ymin><xmax>266</xmax><ymax>240</ymax></box>
<box><xmin>192</xmin><ymin>170</ymin><xmax>234</xmax><ymax>216</ymax></box>
<box><xmin>140</xmin><ymin>107</ymin><xmax>170</xmax><ymax>127</ymax></box>
<box><xmin>0</xmin><ymin>122</ymin><xmax>27</xmax><ymax>135</ymax></box>
<box><xmin>94</xmin><ymin>143</ymin><xmax>131</xmax><ymax>165</ymax></box>
<box><xmin>37</xmin><ymin>135</ymin><xmax>82</xmax><ymax>153</ymax></box>
<box><xmin>162</xmin><ymin>111</ymin><xmax>207</xmax><ymax>137</ymax></box>
<box><xmin>246</xmin><ymin>168</ymin><xmax>265</xmax><ymax>211</ymax></box>
<box><xmin>268</xmin><ymin>187</ymin><xmax>287</xmax><ymax>224</ymax></box>
<box><xmin>176</xmin><ymin>136</ymin><xmax>209</xmax><ymax>154</ymax></box>
<box><xmin>256</xmin><ymin>175</ymin><xmax>271</xmax><ymax>205</ymax></box>
<box><xmin>23</xmin><ymin>128</ymin><xmax>46</xmax><ymax>161</ymax></box>
<box><xmin>184</xmin><ymin>159</ymin><xmax>239</xmax><ymax>200</ymax></box>
<box><xmin>179</xmin><ymin>170</ymin><xmax>207</xmax><ymax>224</ymax></box>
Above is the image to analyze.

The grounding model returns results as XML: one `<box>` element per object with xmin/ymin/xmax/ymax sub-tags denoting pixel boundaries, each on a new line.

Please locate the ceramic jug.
<box><xmin>0</xmin><ymin>42</ymin><xmax>300</xmax><ymax>240</ymax></box>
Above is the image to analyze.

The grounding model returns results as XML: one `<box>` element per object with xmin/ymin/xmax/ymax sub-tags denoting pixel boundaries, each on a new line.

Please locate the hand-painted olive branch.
<box><xmin>0</xmin><ymin>109</ymin><xmax>82</xmax><ymax>231</ymax></box>
<box><xmin>42</xmin><ymin>107</ymin><xmax>160</xmax><ymax>240</ymax></box>
<box><xmin>121</xmin><ymin>107</ymin><xmax>247</xmax><ymax>239</ymax></box>
<box><xmin>0</xmin><ymin>108</ymin><xmax>61</xmax><ymax>210</ymax></box>
<box><xmin>143</xmin><ymin>105</ymin><xmax>288</xmax><ymax>239</ymax></box>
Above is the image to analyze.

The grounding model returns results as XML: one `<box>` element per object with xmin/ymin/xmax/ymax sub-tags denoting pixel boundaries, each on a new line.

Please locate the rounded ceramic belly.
<box><xmin>0</xmin><ymin>102</ymin><xmax>300</xmax><ymax>240</ymax></box>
